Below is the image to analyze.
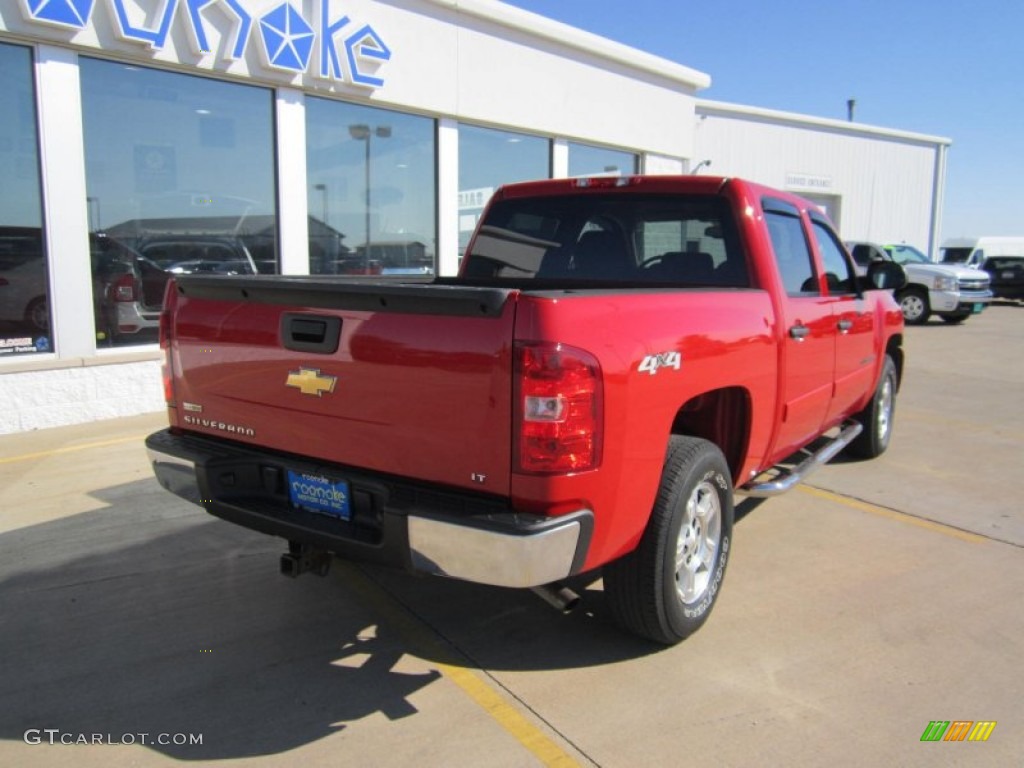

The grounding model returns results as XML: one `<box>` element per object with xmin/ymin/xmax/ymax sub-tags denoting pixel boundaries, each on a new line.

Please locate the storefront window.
<box><xmin>0</xmin><ymin>43</ymin><xmax>50</xmax><ymax>357</ymax></box>
<box><xmin>80</xmin><ymin>59</ymin><xmax>277</xmax><ymax>346</ymax></box>
<box><xmin>458</xmin><ymin>124</ymin><xmax>550</xmax><ymax>257</ymax></box>
<box><xmin>568</xmin><ymin>141</ymin><xmax>638</xmax><ymax>178</ymax></box>
<box><xmin>307</xmin><ymin>99</ymin><xmax>436</xmax><ymax>276</ymax></box>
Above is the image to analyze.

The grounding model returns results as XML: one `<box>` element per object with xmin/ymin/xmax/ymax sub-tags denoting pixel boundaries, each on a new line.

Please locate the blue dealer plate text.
<box><xmin>287</xmin><ymin>470</ymin><xmax>351</xmax><ymax>520</ymax></box>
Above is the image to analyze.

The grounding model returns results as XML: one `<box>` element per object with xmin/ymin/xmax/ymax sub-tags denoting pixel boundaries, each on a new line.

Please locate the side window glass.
<box><xmin>811</xmin><ymin>219</ymin><xmax>856</xmax><ymax>294</ymax></box>
<box><xmin>764</xmin><ymin>204</ymin><xmax>817</xmax><ymax>295</ymax></box>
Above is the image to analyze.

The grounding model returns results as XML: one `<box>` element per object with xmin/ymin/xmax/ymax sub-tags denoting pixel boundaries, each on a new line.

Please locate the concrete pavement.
<box><xmin>1</xmin><ymin>304</ymin><xmax>1021</xmax><ymax>767</ymax></box>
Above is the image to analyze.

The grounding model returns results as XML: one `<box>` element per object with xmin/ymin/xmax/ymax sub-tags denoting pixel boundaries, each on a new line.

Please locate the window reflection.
<box><xmin>307</xmin><ymin>99</ymin><xmax>436</xmax><ymax>276</ymax></box>
<box><xmin>458</xmin><ymin>124</ymin><xmax>550</xmax><ymax>257</ymax></box>
<box><xmin>80</xmin><ymin>59</ymin><xmax>277</xmax><ymax>346</ymax></box>
<box><xmin>0</xmin><ymin>43</ymin><xmax>50</xmax><ymax>356</ymax></box>
<box><xmin>568</xmin><ymin>141</ymin><xmax>638</xmax><ymax>178</ymax></box>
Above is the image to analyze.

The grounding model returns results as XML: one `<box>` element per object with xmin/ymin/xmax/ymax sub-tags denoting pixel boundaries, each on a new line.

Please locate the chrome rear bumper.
<box><xmin>147</xmin><ymin>430</ymin><xmax>592</xmax><ymax>589</ymax></box>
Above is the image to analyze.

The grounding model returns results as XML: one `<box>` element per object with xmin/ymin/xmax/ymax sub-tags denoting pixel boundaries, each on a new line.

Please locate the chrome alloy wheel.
<box><xmin>900</xmin><ymin>293</ymin><xmax>926</xmax><ymax>322</ymax></box>
<box><xmin>675</xmin><ymin>480</ymin><xmax>722</xmax><ymax>605</ymax></box>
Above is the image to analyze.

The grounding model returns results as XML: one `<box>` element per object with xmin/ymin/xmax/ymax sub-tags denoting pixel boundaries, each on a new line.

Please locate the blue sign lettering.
<box><xmin>19</xmin><ymin>0</ymin><xmax>391</xmax><ymax>88</ymax></box>
<box><xmin>110</xmin><ymin>0</ymin><xmax>178</xmax><ymax>47</ymax></box>
<box><xmin>319</xmin><ymin>0</ymin><xmax>350</xmax><ymax>80</ymax></box>
<box><xmin>345</xmin><ymin>24</ymin><xmax>391</xmax><ymax>87</ymax></box>
<box><xmin>184</xmin><ymin>0</ymin><xmax>252</xmax><ymax>59</ymax></box>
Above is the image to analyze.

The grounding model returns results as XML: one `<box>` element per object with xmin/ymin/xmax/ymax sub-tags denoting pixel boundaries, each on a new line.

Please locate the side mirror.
<box><xmin>864</xmin><ymin>260</ymin><xmax>907</xmax><ymax>291</ymax></box>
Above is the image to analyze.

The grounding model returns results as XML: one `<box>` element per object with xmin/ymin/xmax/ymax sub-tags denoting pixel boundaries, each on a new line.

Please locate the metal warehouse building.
<box><xmin>0</xmin><ymin>0</ymin><xmax>949</xmax><ymax>433</ymax></box>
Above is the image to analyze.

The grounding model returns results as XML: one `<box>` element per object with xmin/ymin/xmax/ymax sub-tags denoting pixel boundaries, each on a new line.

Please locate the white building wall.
<box><xmin>0</xmin><ymin>0</ymin><xmax>708</xmax><ymax>434</ymax></box>
<box><xmin>694</xmin><ymin>101</ymin><xmax>950</xmax><ymax>253</ymax></box>
<box><xmin>0</xmin><ymin>358</ymin><xmax>163</xmax><ymax>433</ymax></box>
<box><xmin>0</xmin><ymin>0</ymin><xmax>706</xmax><ymax>158</ymax></box>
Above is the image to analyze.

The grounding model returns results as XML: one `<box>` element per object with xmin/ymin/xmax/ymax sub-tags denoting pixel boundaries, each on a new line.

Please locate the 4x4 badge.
<box><xmin>286</xmin><ymin>367</ymin><xmax>337</xmax><ymax>397</ymax></box>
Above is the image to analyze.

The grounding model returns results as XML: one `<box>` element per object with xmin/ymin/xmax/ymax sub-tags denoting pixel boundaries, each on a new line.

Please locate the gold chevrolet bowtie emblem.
<box><xmin>285</xmin><ymin>367</ymin><xmax>337</xmax><ymax>397</ymax></box>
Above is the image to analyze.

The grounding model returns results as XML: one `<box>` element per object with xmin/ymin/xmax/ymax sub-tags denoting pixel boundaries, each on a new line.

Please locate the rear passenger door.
<box><xmin>762</xmin><ymin>198</ymin><xmax>835</xmax><ymax>457</ymax></box>
<box><xmin>809</xmin><ymin>213</ymin><xmax>876</xmax><ymax>424</ymax></box>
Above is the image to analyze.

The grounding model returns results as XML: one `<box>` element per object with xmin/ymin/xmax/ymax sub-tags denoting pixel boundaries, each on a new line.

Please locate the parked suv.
<box><xmin>96</xmin><ymin>235</ymin><xmax>259</xmax><ymax>344</ymax></box>
<box><xmin>846</xmin><ymin>242</ymin><xmax>993</xmax><ymax>324</ymax></box>
<box><xmin>91</xmin><ymin>234</ymin><xmax>169</xmax><ymax>344</ymax></box>
<box><xmin>0</xmin><ymin>226</ymin><xmax>48</xmax><ymax>335</ymax></box>
<box><xmin>980</xmin><ymin>256</ymin><xmax>1024</xmax><ymax>300</ymax></box>
<box><xmin>940</xmin><ymin>236</ymin><xmax>1024</xmax><ymax>269</ymax></box>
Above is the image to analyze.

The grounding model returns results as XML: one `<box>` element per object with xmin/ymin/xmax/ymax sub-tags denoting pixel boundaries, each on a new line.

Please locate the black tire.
<box><xmin>24</xmin><ymin>296</ymin><xmax>49</xmax><ymax>333</ymax></box>
<box><xmin>941</xmin><ymin>313</ymin><xmax>969</xmax><ymax>324</ymax></box>
<box><xmin>898</xmin><ymin>287</ymin><xmax>930</xmax><ymax>325</ymax></box>
<box><xmin>847</xmin><ymin>355</ymin><xmax>897</xmax><ymax>459</ymax></box>
<box><xmin>604</xmin><ymin>436</ymin><xmax>733</xmax><ymax>645</ymax></box>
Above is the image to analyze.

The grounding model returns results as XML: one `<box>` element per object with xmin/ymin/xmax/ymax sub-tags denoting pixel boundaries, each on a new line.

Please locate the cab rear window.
<box><xmin>460</xmin><ymin>193</ymin><xmax>750</xmax><ymax>287</ymax></box>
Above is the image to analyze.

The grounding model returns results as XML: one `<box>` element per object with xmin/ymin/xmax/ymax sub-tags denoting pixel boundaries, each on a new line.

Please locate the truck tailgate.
<box><xmin>167</xmin><ymin>276</ymin><xmax>517</xmax><ymax>495</ymax></box>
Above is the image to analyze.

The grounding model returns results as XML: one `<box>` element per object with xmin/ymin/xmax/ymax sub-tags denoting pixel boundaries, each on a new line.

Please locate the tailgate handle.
<box><xmin>281</xmin><ymin>313</ymin><xmax>341</xmax><ymax>354</ymax></box>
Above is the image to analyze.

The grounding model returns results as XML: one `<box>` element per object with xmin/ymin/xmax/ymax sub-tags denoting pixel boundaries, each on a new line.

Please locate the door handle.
<box><xmin>789</xmin><ymin>324</ymin><xmax>810</xmax><ymax>340</ymax></box>
<box><xmin>837</xmin><ymin>319</ymin><xmax>853</xmax><ymax>333</ymax></box>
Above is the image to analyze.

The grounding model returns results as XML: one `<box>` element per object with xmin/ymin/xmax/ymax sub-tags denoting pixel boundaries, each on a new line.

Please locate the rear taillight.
<box><xmin>573</xmin><ymin>176</ymin><xmax>640</xmax><ymax>189</ymax></box>
<box><xmin>110</xmin><ymin>273</ymin><xmax>137</xmax><ymax>302</ymax></box>
<box><xmin>514</xmin><ymin>342</ymin><xmax>603</xmax><ymax>474</ymax></box>
<box><xmin>160</xmin><ymin>281</ymin><xmax>175</xmax><ymax>406</ymax></box>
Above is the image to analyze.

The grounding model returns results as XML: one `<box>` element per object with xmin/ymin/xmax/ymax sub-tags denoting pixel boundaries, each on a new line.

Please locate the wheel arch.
<box><xmin>885</xmin><ymin>334</ymin><xmax>904</xmax><ymax>390</ymax></box>
<box><xmin>669</xmin><ymin>386</ymin><xmax>751</xmax><ymax>484</ymax></box>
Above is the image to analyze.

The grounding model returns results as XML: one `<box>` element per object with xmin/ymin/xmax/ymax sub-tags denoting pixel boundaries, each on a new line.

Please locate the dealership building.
<box><xmin>0</xmin><ymin>0</ymin><xmax>949</xmax><ymax>433</ymax></box>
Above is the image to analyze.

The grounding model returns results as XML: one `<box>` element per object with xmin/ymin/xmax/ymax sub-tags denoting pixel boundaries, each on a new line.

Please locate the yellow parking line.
<box><xmin>0</xmin><ymin>435</ymin><xmax>148</xmax><ymax>465</ymax></box>
<box><xmin>433</xmin><ymin>661</ymin><xmax>580</xmax><ymax>767</ymax></box>
<box><xmin>799</xmin><ymin>485</ymin><xmax>987</xmax><ymax>544</ymax></box>
<box><xmin>340</xmin><ymin>562</ymin><xmax>581</xmax><ymax>767</ymax></box>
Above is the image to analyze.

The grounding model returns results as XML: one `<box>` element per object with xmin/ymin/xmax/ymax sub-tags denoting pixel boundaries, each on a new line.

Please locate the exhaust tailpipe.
<box><xmin>531</xmin><ymin>582</ymin><xmax>580</xmax><ymax>614</ymax></box>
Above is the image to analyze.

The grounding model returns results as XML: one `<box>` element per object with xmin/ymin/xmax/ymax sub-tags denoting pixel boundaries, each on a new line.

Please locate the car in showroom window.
<box><xmin>79</xmin><ymin>58</ymin><xmax>278</xmax><ymax>347</ymax></box>
<box><xmin>0</xmin><ymin>43</ymin><xmax>50</xmax><ymax>357</ymax></box>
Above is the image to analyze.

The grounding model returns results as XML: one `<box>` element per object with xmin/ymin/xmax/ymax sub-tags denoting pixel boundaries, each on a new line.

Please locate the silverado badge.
<box><xmin>286</xmin><ymin>367</ymin><xmax>337</xmax><ymax>397</ymax></box>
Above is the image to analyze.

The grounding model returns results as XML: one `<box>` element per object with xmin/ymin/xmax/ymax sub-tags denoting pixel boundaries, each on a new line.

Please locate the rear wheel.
<box><xmin>604</xmin><ymin>436</ymin><xmax>733</xmax><ymax>645</ymax></box>
<box><xmin>24</xmin><ymin>296</ymin><xmax>49</xmax><ymax>333</ymax></box>
<box><xmin>898</xmin><ymin>287</ymin><xmax>930</xmax><ymax>325</ymax></box>
<box><xmin>848</xmin><ymin>355</ymin><xmax>897</xmax><ymax>459</ymax></box>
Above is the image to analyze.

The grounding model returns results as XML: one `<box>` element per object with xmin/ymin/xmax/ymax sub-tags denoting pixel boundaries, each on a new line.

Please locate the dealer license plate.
<box><xmin>287</xmin><ymin>470</ymin><xmax>351</xmax><ymax>520</ymax></box>
<box><xmin>973</xmin><ymin>303</ymin><xmax>984</xmax><ymax>314</ymax></box>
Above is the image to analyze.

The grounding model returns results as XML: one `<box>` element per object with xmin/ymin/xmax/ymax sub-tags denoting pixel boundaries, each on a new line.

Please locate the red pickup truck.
<box><xmin>146</xmin><ymin>176</ymin><xmax>906</xmax><ymax>644</ymax></box>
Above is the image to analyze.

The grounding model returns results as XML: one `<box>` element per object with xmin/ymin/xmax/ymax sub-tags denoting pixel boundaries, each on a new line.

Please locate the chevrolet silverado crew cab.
<box><xmin>147</xmin><ymin>176</ymin><xmax>906</xmax><ymax>644</ymax></box>
<box><xmin>846</xmin><ymin>241</ymin><xmax>992</xmax><ymax>325</ymax></box>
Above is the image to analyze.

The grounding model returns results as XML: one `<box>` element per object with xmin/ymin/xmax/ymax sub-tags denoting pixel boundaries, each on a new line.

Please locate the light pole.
<box><xmin>86</xmin><ymin>196</ymin><xmax>101</xmax><ymax>232</ymax></box>
<box><xmin>348</xmin><ymin>124</ymin><xmax>391</xmax><ymax>272</ymax></box>
<box><xmin>313</xmin><ymin>183</ymin><xmax>328</xmax><ymax>227</ymax></box>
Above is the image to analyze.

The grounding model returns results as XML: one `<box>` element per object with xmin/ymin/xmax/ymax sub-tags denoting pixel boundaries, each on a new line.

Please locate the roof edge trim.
<box><xmin>424</xmin><ymin>0</ymin><xmax>711</xmax><ymax>90</ymax></box>
<box><xmin>697</xmin><ymin>99</ymin><xmax>951</xmax><ymax>146</ymax></box>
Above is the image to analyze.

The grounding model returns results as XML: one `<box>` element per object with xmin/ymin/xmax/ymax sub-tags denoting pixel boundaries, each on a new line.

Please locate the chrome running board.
<box><xmin>739</xmin><ymin>421</ymin><xmax>863</xmax><ymax>498</ymax></box>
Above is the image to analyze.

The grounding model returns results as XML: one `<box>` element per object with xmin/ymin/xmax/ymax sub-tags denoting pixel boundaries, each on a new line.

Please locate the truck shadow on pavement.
<box><xmin>0</xmin><ymin>477</ymin><xmax>681</xmax><ymax>760</ymax></box>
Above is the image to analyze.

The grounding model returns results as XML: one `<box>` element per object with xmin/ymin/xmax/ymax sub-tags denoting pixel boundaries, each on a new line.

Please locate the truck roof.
<box><xmin>491</xmin><ymin>176</ymin><xmax>826</xmax><ymax>215</ymax></box>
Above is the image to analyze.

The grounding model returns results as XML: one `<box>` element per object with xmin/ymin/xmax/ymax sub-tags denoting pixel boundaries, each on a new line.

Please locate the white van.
<box><xmin>941</xmin><ymin>236</ymin><xmax>1024</xmax><ymax>269</ymax></box>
